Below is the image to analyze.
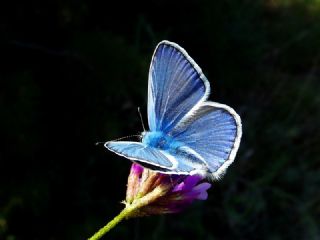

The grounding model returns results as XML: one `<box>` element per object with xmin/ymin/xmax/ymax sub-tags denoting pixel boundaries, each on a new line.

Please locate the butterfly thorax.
<box><xmin>142</xmin><ymin>131</ymin><xmax>183</xmax><ymax>150</ymax></box>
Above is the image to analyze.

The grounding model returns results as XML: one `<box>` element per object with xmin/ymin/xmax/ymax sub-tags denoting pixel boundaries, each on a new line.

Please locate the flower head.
<box><xmin>124</xmin><ymin>163</ymin><xmax>211</xmax><ymax>217</ymax></box>
<box><xmin>88</xmin><ymin>163</ymin><xmax>212</xmax><ymax>240</ymax></box>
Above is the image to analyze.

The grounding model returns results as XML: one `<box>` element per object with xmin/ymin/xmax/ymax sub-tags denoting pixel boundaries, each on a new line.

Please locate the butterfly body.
<box><xmin>142</xmin><ymin>131</ymin><xmax>183</xmax><ymax>151</ymax></box>
<box><xmin>105</xmin><ymin>40</ymin><xmax>242</xmax><ymax>180</ymax></box>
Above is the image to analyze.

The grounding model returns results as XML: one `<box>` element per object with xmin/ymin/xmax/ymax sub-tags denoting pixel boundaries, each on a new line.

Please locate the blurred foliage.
<box><xmin>1</xmin><ymin>0</ymin><xmax>320</xmax><ymax>239</ymax></box>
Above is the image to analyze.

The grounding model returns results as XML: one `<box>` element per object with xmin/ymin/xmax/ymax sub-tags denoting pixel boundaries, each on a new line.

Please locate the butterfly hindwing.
<box><xmin>170</xmin><ymin>102</ymin><xmax>242</xmax><ymax>179</ymax></box>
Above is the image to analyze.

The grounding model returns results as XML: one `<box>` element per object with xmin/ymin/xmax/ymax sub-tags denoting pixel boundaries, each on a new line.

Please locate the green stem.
<box><xmin>88</xmin><ymin>207</ymin><xmax>133</xmax><ymax>240</ymax></box>
<box><xmin>88</xmin><ymin>185</ymin><xmax>168</xmax><ymax>240</ymax></box>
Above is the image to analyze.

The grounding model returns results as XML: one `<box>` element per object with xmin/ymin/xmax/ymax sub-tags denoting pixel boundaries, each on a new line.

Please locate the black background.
<box><xmin>1</xmin><ymin>0</ymin><xmax>320</xmax><ymax>239</ymax></box>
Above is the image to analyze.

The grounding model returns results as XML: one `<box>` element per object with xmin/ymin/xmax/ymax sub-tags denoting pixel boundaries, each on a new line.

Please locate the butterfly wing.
<box><xmin>148</xmin><ymin>40</ymin><xmax>210</xmax><ymax>133</ymax></box>
<box><xmin>170</xmin><ymin>102</ymin><xmax>242</xmax><ymax>179</ymax></box>
<box><xmin>105</xmin><ymin>141</ymin><xmax>173</xmax><ymax>169</ymax></box>
<box><xmin>105</xmin><ymin>141</ymin><xmax>210</xmax><ymax>174</ymax></box>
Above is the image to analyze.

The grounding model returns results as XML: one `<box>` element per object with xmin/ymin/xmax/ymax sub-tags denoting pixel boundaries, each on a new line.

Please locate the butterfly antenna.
<box><xmin>95</xmin><ymin>134</ymin><xmax>141</xmax><ymax>145</ymax></box>
<box><xmin>137</xmin><ymin>107</ymin><xmax>146</xmax><ymax>132</ymax></box>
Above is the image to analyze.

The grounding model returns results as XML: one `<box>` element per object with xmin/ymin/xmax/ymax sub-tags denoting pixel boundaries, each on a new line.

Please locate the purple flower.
<box><xmin>88</xmin><ymin>163</ymin><xmax>212</xmax><ymax>239</ymax></box>
<box><xmin>125</xmin><ymin>163</ymin><xmax>211</xmax><ymax>216</ymax></box>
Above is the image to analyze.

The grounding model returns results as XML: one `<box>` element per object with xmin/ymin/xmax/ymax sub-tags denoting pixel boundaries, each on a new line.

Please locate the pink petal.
<box><xmin>173</xmin><ymin>182</ymin><xmax>185</xmax><ymax>192</ymax></box>
<box><xmin>196</xmin><ymin>191</ymin><xmax>208</xmax><ymax>200</ymax></box>
<box><xmin>131</xmin><ymin>163</ymin><xmax>144</xmax><ymax>175</ymax></box>
<box><xmin>183</xmin><ymin>175</ymin><xmax>202</xmax><ymax>189</ymax></box>
<box><xmin>193</xmin><ymin>182</ymin><xmax>211</xmax><ymax>200</ymax></box>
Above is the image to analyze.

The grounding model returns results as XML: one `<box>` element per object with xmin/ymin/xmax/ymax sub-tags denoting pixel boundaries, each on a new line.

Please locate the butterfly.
<box><xmin>105</xmin><ymin>40</ymin><xmax>242</xmax><ymax>179</ymax></box>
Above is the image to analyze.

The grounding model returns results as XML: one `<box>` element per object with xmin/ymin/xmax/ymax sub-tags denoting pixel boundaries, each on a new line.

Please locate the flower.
<box><xmin>88</xmin><ymin>163</ymin><xmax>211</xmax><ymax>240</ymax></box>
<box><xmin>125</xmin><ymin>163</ymin><xmax>211</xmax><ymax>216</ymax></box>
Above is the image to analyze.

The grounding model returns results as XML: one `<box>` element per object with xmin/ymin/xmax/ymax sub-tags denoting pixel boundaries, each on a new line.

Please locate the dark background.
<box><xmin>1</xmin><ymin>0</ymin><xmax>320</xmax><ymax>239</ymax></box>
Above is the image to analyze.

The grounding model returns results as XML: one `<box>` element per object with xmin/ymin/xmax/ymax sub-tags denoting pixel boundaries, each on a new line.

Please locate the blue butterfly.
<box><xmin>105</xmin><ymin>40</ymin><xmax>242</xmax><ymax>179</ymax></box>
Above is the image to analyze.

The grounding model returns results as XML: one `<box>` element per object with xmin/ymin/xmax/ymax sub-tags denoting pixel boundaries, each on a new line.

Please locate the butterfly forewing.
<box><xmin>148</xmin><ymin>41</ymin><xmax>209</xmax><ymax>133</ymax></box>
<box><xmin>105</xmin><ymin>141</ymin><xmax>174</xmax><ymax>169</ymax></box>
